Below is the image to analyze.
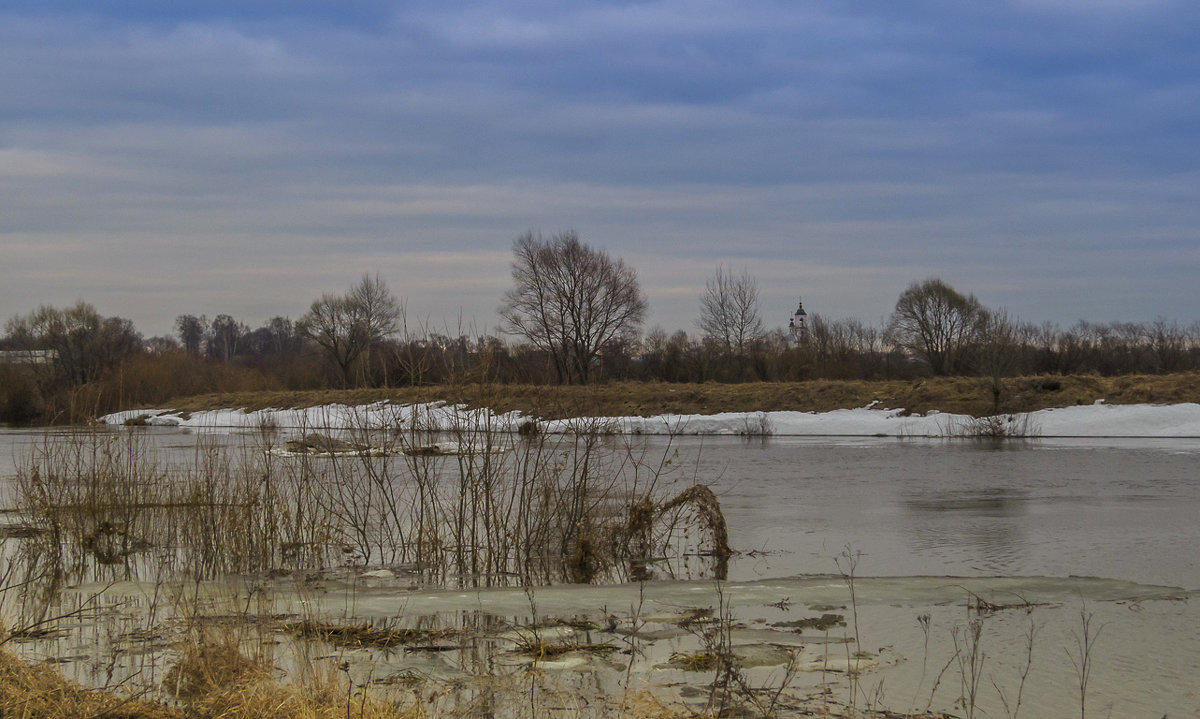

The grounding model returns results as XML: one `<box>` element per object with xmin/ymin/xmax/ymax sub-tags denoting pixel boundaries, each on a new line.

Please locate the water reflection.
<box><xmin>903</xmin><ymin>487</ymin><xmax>1028</xmax><ymax>517</ymax></box>
<box><xmin>901</xmin><ymin>489</ymin><xmax>1027</xmax><ymax>574</ymax></box>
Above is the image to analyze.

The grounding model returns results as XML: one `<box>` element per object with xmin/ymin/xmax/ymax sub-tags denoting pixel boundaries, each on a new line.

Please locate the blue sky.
<box><xmin>3</xmin><ymin>0</ymin><xmax>1198</xmax><ymax>337</ymax></box>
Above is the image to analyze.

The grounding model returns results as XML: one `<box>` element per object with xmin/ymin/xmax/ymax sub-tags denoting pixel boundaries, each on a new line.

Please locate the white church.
<box><xmin>786</xmin><ymin>299</ymin><xmax>808</xmax><ymax>344</ymax></box>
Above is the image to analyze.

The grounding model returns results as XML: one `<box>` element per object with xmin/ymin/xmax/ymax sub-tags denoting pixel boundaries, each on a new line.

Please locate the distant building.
<box><xmin>0</xmin><ymin>349</ymin><xmax>57</xmax><ymax>365</ymax></box>
<box><xmin>787</xmin><ymin>299</ymin><xmax>808</xmax><ymax>344</ymax></box>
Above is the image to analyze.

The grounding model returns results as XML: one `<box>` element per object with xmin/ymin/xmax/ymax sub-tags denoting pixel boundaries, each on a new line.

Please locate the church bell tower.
<box><xmin>788</xmin><ymin>299</ymin><xmax>807</xmax><ymax>342</ymax></box>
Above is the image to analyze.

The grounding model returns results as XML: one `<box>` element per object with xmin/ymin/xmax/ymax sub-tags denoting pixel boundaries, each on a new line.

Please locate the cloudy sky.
<box><xmin>3</xmin><ymin>0</ymin><xmax>1198</xmax><ymax>338</ymax></box>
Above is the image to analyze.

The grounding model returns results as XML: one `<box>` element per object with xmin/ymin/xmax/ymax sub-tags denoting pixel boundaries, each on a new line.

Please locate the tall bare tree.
<box><xmin>297</xmin><ymin>273</ymin><xmax>401</xmax><ymax>387</ymax></box>
<box><xmin>697</xmin><ymin>265</ymin><xmax>764</xmax><ymax>357</ymax></box>
<box><xmin>888</xmin><ymin>278</ymin><xmax>986</xmax><ymax>376</ymax></box>
<box><xmin>500</xmin><ymin>230</ymin><xmax>647</xmax><ymax>384</ymax></box>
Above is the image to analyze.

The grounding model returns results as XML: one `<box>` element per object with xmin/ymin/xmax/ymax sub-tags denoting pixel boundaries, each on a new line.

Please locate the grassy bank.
<box><xmin>132</xmin><ymin>373</ymin><xmax>1200</xmax><ymax>420</ymax></box>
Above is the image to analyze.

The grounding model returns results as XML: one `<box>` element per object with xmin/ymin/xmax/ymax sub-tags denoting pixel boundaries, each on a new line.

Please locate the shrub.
<box><xmin>0</xmin><ymin>365</ymin><xmax>43</xmax><ymax>424</ymax></box>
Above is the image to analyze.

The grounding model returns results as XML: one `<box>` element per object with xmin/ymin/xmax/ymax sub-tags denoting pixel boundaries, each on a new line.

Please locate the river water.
<box><xmin>697</xmin><ymin>435</ymin><xmax>1200</xmax><ymax>588</ymax></box>
<box><xmin>2</xmin><ymin>427</ymin><xmax>1198</xmax><ymax>717</ymax></box>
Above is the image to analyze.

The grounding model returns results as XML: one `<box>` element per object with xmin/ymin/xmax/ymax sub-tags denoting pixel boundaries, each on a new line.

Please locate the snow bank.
<box><xmin>100</xmin><ymin>400</ymin><xmax>1200</xmax><ymax>438</ymax></box>
<box><xmin>103</xmin><ymin>401</ymin><xmax>525</xmax><ymax>433</ymax></box>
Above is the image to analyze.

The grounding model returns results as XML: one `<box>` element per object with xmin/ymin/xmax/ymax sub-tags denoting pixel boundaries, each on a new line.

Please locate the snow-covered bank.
<box><xmin>100</xmin><ymin>400</ymin><xmax>1200</xmax><ymax>438</ymax></box>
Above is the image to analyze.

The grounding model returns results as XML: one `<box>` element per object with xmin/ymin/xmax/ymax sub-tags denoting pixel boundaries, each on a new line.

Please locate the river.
<box><xmin>2</xmin><ymin>426</ymin><xmax>1197</xmax><ymax>717</ymax></box>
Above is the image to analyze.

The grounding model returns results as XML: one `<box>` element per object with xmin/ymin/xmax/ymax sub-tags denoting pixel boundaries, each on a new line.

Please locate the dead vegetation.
<box><xmin>510</xmin><ymin>636</ymin><xmax>618</xmax><ymax>659</ymax></box>
<box><xmin>0</xmin><ymin>646</ymin><xmax>182</xmax><ymax>719</ymax></box>
<box><xmin>959</xmin><ymin>589</ymin><xmax>1044</xmax><ymax>615</ymax></box>
<box><xmin>164</xmin><ymin>640</ymin><xmax>269</xmax><ymax>699</ymax></box>
<box><xmin>11</xmin><ymin>419</ymin><xmax>732</xmax><ymax>590</ymax></box>
<box><xmin>0</xmin><ymin>645</ymin><xmax>429</xmax><ymax>719</ymax></box>
<box><xmin>286</xmin><ymin>620</ymin><xmax>458</xmax><ymax>650</ymax></box>
<box><xmin>771</xmin><ymin>614</ymin><xmax>847</xmax><ymax>632</ymax></box>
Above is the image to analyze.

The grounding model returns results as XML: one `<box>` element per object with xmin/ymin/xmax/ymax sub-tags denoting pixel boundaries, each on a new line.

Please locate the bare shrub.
<box><xmin>1067</xmin><ymin>607</ymin><xmax>1103</xmax><ymax>719</ymax></box>
<box><xmin>944</xmin><ymin>412</ymin><xmax>1040</xmax><ymax>439</ymax></box>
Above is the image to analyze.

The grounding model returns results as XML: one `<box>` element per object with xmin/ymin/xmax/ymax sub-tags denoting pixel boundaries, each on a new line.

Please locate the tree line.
<box><xmin>3</xmin><ymin>231</ymin><xmax>1199</xmax><ymax>423</ymax></box>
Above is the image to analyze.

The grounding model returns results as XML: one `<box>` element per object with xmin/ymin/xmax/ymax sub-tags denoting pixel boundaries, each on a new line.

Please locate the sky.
<box><xmin>3</xmin><ymin>0</ymin><xmax>1199</xmax><ymax>338</ymax></box>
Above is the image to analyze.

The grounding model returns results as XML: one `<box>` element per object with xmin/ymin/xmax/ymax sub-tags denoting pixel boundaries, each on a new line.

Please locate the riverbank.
<box><xmin>102</xmin><ymin>378</ymin><xmax>1200</xmax><ymax>438</ymax></box>
<box><xmin>109</xmin><ymin>372</ymin><xmax>1200</xmax><ymax>421</ymax></box>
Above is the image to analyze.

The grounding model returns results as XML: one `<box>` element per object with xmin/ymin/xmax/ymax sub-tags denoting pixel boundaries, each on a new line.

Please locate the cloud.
<box><xmin>1</xmin><ymin>1</ymin><xmax>1198</xmax><ymax>336</ymax></box>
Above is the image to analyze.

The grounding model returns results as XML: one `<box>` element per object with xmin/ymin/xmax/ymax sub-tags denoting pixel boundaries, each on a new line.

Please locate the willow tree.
<box><xmin>500</xmin><ymin>231</ymin><xmax>647</xmax><ymax>384</ymax></box>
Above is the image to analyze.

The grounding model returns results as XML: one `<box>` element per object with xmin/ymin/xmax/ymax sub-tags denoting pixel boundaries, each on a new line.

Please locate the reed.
<box><xmin>10</xmin><ymin>403</ymin><xmax>731</xmax><ymax>598</ymax></box>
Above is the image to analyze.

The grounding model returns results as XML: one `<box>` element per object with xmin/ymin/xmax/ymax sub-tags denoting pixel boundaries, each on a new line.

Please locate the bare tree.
<box><xmin>207</xmin><ymin>314</ymin><xmax>245</xmax><ymax>362</ymax></box>
<box><xmin>975</xmin><ymin>308</ymin><xmax>1025</xmax><ymax>410</ymax></box>
<box><xmin>261</xmin><ymin>316</ymin><xmax>300</xmax><ymax>358</ymax></box>
<box><xmin>1147</xmin><ymin>317</ymin><xmax>1190</xmax><ymax>373</ymax></box>
<box><xmin>175</xmin><ymin>314</ymin><xmax>206</xmax><ymax>357</ymax></box>
<box><xmin>500</xmin><ymin>230</ymin><xmax>647</xmax><ymax>384</ymax></box>
<box><xmin>888</xmin><ymin>278</ymin><xmax>986</xmax><ymax>376</ymax></box>
<box><xmin>297</xmin><ymin>273</ymin><xmax>401</xmax><ymax>387</ymax></box>
<box><xmin>697</xmin><ymin>265</ymin><xmax>764</xmax><ymax>357</ymax></box>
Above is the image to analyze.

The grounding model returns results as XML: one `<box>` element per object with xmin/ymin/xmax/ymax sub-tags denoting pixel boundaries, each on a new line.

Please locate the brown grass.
<box><xmin>186</xmin><ymin>679</ymin><xmax>426</xmax><ymax>719</ymax></box>
<box><xmin>0</xmin><ymin>647</ymin><xmax>428</xmax><ymax>719</ymax></box>
<box><xmin>0</xmin><ymin>647</ymin><xmax>181</xmax><ymax>719</ymax></box>
<box><xmin>164</xmin><ymin>641</ymin><xmax>269</xmax><ymax>699</ymax></box>
<box><xmin>127</xmin><ymin>372</ymin><xmax>1200</xmax><ymax>421</ymax></box>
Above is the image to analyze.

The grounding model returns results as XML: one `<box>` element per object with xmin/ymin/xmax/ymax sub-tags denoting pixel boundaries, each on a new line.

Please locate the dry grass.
<box><xmin>186</xmin><ymin>679</ymin><xmax>427</xmax><ymax>719</ymax></box>
<box><xmin>163</xmin><ymin>625</ymin><xmax>272</xmax><ymax>701</ymax></box>
<box><xmin>0</xmin><ymin>646</ymin><xmax>429</xmax><ymax>719</ymax></box>
<box><xmin>0</xmin><ymin>647</ymin><xmax>181</xmax><ymax>719</ymax></box>
<box><xmin>135</xmin><ymin>372</ymin><xmax>1200</xmax><ymax>421</ymax></box>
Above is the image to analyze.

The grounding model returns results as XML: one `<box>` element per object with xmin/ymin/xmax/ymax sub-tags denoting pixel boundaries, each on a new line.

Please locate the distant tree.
<box><xmin>207</xmin><ymin>314</ymin><xmax>246</xmax><ymax>362</ymax></box>
<box><xmin>1147</xmin><ymin>317</ymin><xmax>1190</xmax><ymax>373</ymax></box>
<box><xmin>297</xmin><ymin>274</ymin><xmax>401</xmax><ymax>387</ymax></box>
<box><xmin>640</xmin><ymin>328</ymin><xmax>697</xmax><ymax>382</ymax></box>
<box><xmin>499</xmin><ymin>230</ymin><xmax>647</xmax><ymax>384</ymax></box>
<box><xmin>4</xmin><ymin>301</ymin><xmax>142</xmax><ymax>387</ymax></box>
<box><xmin>697</xmin><ymin>265</ymin><xmax>764</xmax><ymax>358</ymax></box>
<box><xmin>145</xmin><ymin>335</ymin><xmax>180</xmax><ymax>354</ymax></box>
<box><xmin>175</xmin><ymin>314</ymin><xmax>206</xmax><ymax>357</ymax></box>
<box><xmin>245</xmin><ymin>316</ymin><xmax>301</xmax><ymax>360</ymax></box>
<box><xmin>888</xmin><ymin>278</ymin><xmax>986</xmax><ymax>376</ymax></box>
<box><xmin>975</xmin><ymin>309</ymin><xmax>1025</xmax><ymax>410</ymax></box>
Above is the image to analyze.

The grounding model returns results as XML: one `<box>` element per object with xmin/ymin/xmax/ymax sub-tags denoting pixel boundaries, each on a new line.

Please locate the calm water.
<box><xmin>689</xmin><ymin>435</ymin><xmax>1200</xmax><ymax>589</ymax></box>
